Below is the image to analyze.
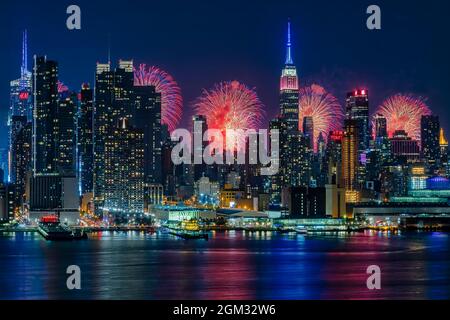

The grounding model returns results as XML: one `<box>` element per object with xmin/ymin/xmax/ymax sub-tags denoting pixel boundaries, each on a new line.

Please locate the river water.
<box><xmin>0</xmin><ymin>230</ymin><xmax>449</xmax><ymax>299</ymax></box>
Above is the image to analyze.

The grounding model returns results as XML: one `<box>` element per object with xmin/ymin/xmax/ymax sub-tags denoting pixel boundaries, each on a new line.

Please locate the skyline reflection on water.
<box><xmin>0</xmin><ymin>230</ymin><xmax>449</xmax><ymax>300</ymax></box>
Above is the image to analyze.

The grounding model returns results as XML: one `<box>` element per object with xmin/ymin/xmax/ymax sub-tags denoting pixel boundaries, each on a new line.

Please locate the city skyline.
<box><xmin>1</xmin><ymin>0</ymin><xmax>450</xmax><ymax>151</ymax></box>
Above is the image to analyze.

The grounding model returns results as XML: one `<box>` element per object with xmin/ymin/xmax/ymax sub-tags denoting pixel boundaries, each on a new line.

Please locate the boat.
<box><xmin>276</xmin><ymin>227</ymin><xmax>295</xmax><ymax>234</ymax></box>
<box><xmin>37</xmin><ymin>215</ymin><xmax>88</xmax><ymax>241</ymax></box>
<box><xmin>294</xmin><ymin>227</ymin><xmax>308</xmax><ymax>234</ymax></box>
<box><xmin>166</xmin><ymin>220</ymin><xmax>209</xmax><ymax>240</ymax></box>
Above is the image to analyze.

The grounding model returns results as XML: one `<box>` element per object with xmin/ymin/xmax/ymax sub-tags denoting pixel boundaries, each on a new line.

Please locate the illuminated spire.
<box><xmin>285</xmin><ymin>19</ymin><xmax>293</xmax><ymax>65</ymax></box>
<box><xmin>21</xmin><ymin>30</ymin><xmax>28</xmax><ymax>77</ymax></box>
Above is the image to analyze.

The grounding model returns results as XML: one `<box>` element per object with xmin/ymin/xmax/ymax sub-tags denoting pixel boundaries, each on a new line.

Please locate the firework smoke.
<box><xmin>134</xmin><ymin>64</ymin><xmax>183</xmax><ymax>132</ymax></box>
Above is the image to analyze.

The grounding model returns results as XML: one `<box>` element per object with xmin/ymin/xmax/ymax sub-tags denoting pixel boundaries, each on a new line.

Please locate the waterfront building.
<box><xmin>27</xmin><ymin>174</ymin><xmax>79</xmax><ymax>225</ymax></box>
<box><xmin>325</xmin><ymin>184</ymin><xmax>346</xmax><ymax>218</ymax></box>
<box><xmin>281</xmin><ymin>186</ymin><xmax>327</xmax><ymax>218</ymax></box>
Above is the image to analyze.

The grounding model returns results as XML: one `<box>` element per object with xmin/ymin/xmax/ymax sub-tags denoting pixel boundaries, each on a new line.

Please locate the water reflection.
<box><xmin>0</xmin><ymin>230</ymin><xmax>449</xmax><ymax>299</ymax></box>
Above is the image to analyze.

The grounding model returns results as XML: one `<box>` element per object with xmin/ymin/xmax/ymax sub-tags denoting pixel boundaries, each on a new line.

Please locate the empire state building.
<box><xmin>279</xmin><ymin>20</ymin><xmax>299</xmax><ymax>132</ymax></box>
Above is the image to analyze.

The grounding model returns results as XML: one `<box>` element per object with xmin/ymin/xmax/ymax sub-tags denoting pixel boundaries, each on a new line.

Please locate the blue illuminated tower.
<box><xmin>8</xmin><ymin>30</ymin><xmax>33</xmax><ymax>182</ymax></box>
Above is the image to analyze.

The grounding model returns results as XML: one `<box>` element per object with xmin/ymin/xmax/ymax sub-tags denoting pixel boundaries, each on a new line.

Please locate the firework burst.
<box><xmin>193</xmin><ymin>81</ymin><xmax>265</xmax><ymax>150</ymax></box>
<box><xmin>375</xmin><ymin>94</ymin><xmax>431</xmax><ymax>142</ymax></box>
<box><xmin>299</xmin><ymin>84</ymin><xmax>343</xmax><ymax>152</ymax></box>
<box><xmin>134</xmin><ymin>64</ymin><xmax>183</xmax><ymax>132</ymax></box>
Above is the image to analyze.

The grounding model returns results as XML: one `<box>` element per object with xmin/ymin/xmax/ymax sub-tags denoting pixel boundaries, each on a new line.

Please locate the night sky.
<box><xmin>1</xmin><ymin>0</ymin><xmax>449</xmax><ymax>149</ymax></box>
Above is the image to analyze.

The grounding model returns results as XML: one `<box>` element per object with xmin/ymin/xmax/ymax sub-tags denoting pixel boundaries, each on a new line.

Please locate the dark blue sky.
<box><xmin>1</xmin><ymin>0</ymin><xmax>449</xmax><ymax>148</ymax></box>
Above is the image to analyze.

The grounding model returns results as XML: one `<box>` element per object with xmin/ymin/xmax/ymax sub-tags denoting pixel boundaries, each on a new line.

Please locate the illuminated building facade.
<box><xmin>103</xmin><ymin>118</ymin><xmax>145</xmax><ymax>216</ymax></box>
<box><xmin>32</xmin><ymin>56</ymin><xmax>59</xmax><ymax>175</ymax></box>
<box><xmin>390</xmin><ymin>130</ymin><xmax>420</xmax><ymax>162</ymax></box>
<box><xmin>56</xmin><ymin>90</ymin><xmax>77</xmax><ymax>175</ymax></box>
<box><xmin>78</xmin><ymin>83</ymin><xmax>94</xmax><ymax>195</ymax></box>
<box><xmin>8</xmin><ymin>31</ymin><xmax>32</xmax><ymax>182</ymax></box>
<box><xmin>346</xmin><ymin>89</ymin><xmax>370</xmax><ymax>153</ymax></box>
<box><xmin>341</xmin><ymin>120</ymin><xmax>360</xmax><ymax>202</ymax></box>
<box><xmin>134</xmin><ymin>85</ymin><xmax>162</xmax><ymax>184</ymax></box>
<box><xmin>421</xmin><ymin>115</ymin><xmax>440</xmax><ymax>165</ymax></box>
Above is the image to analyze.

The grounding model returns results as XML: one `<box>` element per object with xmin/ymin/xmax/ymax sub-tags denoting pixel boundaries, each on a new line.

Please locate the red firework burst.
<box><xmin>194</xmin><ymin>81</ymin><xmax>265</xmax><ymax>150</ymax></box>
<box><xmin>134</xmin><ymin>64</ymin><xmax>183</xmax><ymax>132</ymax></box>
<box><xmin>57</xmin><ymin>81</ymin><xmax>69</xmax><ymax>93</ymax></box>
<box><xmin>299</xmin><ymin>84</ymin><xmax>343</xmax><ymax>152</ymax></box>
<box><xmin>375</xmin><ymin>94</ymin><xmax>431</xmax><ymax>142</ymax></box>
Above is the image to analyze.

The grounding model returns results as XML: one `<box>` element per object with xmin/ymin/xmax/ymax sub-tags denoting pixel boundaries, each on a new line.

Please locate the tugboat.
<box><xmin>38</xmin><ymin>215</ymin><xmax>88</xmax><ymax>241</ymax></box>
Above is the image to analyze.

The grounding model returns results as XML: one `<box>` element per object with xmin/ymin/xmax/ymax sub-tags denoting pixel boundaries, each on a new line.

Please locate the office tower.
<box><xmin>27</xmin><ymin>174</ymin><xmax>79</xmax><ymax>225</ymax></box>
<box><xmin>78</xmin><ymin>83</ymin><xmax>94</xmax><ymax>194</ymax></box>
<box><xmin>134</xmin><ymin>85</ymin><xmax>162</xmax><ymax>184</ymax></box>
<box><xmin>192</xmin><ymin>115</ymin><xmax>208</xmax><ymax>181</ymax></box>
<box><xmin>390</xmin><ymin>130</ymin><xmax>420</xmax><ymax>162</ymax></box>
<box><xmin>302</xmin><ymin>116</ymin><xmax>314</xmax><ymax>149</ymax></box>
<box><xmin>113</xmin><ymin>60</ymin><xmax>135</xmax><ymax>120</ymax></box>
<box><xmin>341</xmin><ymin>120</ymin><xmax>360</xmax><ymax>202</ymax></box>
<box><xmin>103</xmin><ymin>118</ymin><xmax>145</xmax><ymax>217</ymax></box>
<box><xmin>93</xmin><ymin>60</ymin><xmax>134</xmax><ymax>214</ymax></box>
<box><xmin>11</xmin><ymin>122</ymin><xmax>32</xmax><ymax>209</ymax></box>
<box><xmin>279</xmin><ymin>20</ymin><xmax>299</xmax><ymax>132</ymax></box>
<box><xmin>93</xmin><ymin>62</ymin><xmax>114</xmax><ymax>213</ymax></box>
<box><xmin>32</xmin><ymin>56</ymin><xmax>59</xmax><ymax>175</ymax></box>
<box><xmin>269</xmin><ymin>118</ymin><xmax>283</xmax><ymax>203</ymax></box>
<box><xmin>57</xmin><ymin>90</ymin><xmax>77</xmax><ymax>175</ymax></box>
<box><xmin>9</xmin><ymin>116</ymin><xmax>27</xmax><ymax>184</ymax></box>
<box><xmin>8</xmin><ymin>31</ymin><xmax>32</xmax><ymax>182</ymax></box>
<box><xmin>346</xmin><ymin>89</ymin><xmax>370</xmax><ymax>152</ymax></box>
<box><xmin>326</xmin><ymin>131</ymin><xmax>343</xmax><ymax>185</ymax></box>
<box><xmin>421</xmin><ymin>115</ymin><xmax>440</xmax><ymax>165</ymax></box>
<box><xmin>374</xmin><ymin>113</ymin><xmax>387</xmax><ymax>139</ymax></box>
<box><xmin>281</xmin><ymin>186</ymin><xmax>326</xmax><ymax>218</ymax></box>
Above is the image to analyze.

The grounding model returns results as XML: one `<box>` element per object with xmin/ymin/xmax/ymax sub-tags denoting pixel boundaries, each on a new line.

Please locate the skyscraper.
<box><xmin>103</xmin><ymin>118</ymin><xmax>145</xmax><ymax>217</ymax></box>
<box><xmin>192</xmin><ymin>115</ymin><xmax>208</xmax><ymax>181</ymax></box>
<box><xmin>9</xmin><ymin>31</ymin><xmax>33</xmax><ymax>121</ymax></box>
<box><xmin>134</xmin><ymin>85</ymin><xmax>162</xmax><ymax>184</ymax></box>
<box><xmin>93</xmin><ymin>61</ymin><xmax>135</xmax><ymax>214</ymax></box>
<box><xmin>302</xmin><ymin>116</ymin><xmax>314</xmax><ymax>149</ymax></box>
<box><xmin>78</xmin><ymin>83</ymin><xmax>94</xmax><ymax>195</ymax></box>
<box><xmin>9</xmin><ymin>116</ymin><xmax>27</xmax><ymax>184</ymax></box>
<box><xmin>341</xmin><ymin>120</ymin><xmax>360</xmax><ymax>203</ymax></box>
<box><xmin>32</xmin><ymin>56</ymin><xmax>59</xmax><ymax>175</ymax></box>
<box><xmin>11</xmin><ymin>122</ymin><xmax>32</xmax><ymax>209</ymax></box>
<box><xmin>346</xmin><ymin>89</ymin><xmax>370</xmax><ymax>153</ymax></box>
<box><xmin>56</xmin><ymin>90</ymin><xmax>77</xmax><ymax>175</ymax></box>
<box><xmin>93</xmin><ymin>62</ymin><xmax>114</xmax><ymax>213</ymax></box>
<box><xmin>279</xmin><ymin>20</ymin><xmax>299</xmax><ymax>132</ymax></box>
<box><xmin>421</xmin><ymin>115</ymin><xmax>440</xmax><ymax>165</ymax></box>
<box><xmin>8</xmin><ymin>31</ymin><xmax>32</xmax><ymax>182</ymax></box>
